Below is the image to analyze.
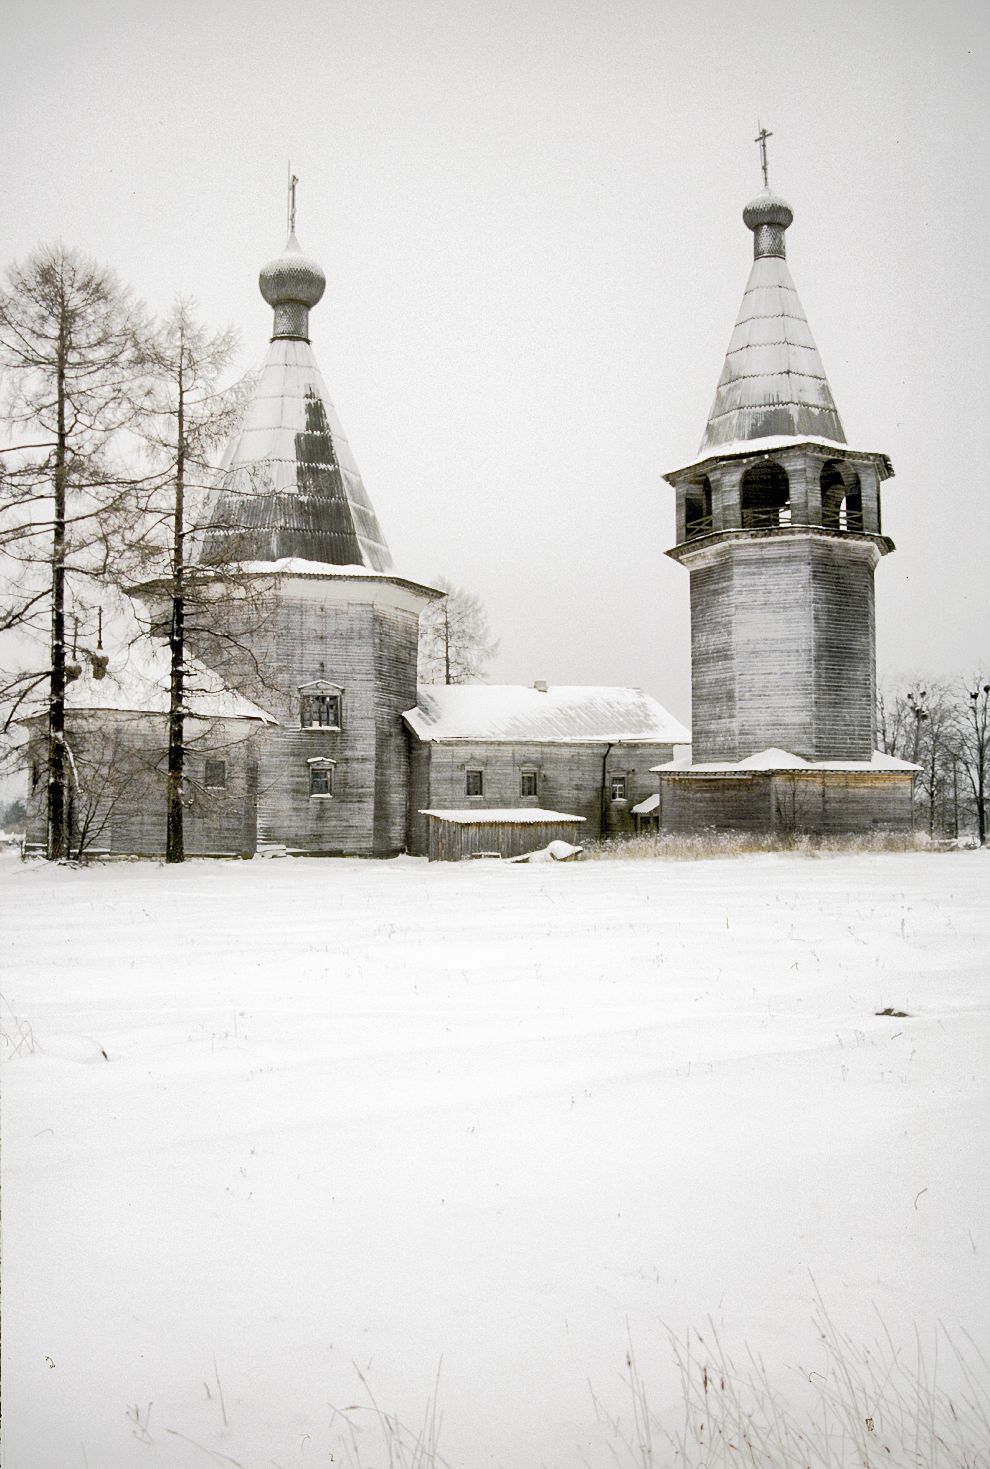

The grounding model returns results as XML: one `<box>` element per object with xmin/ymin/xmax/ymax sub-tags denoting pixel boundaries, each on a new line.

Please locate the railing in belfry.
<box><xmin>684</xmin><ymin>508</ymin><xmax>868</xmax><ymax>541</ymax></box>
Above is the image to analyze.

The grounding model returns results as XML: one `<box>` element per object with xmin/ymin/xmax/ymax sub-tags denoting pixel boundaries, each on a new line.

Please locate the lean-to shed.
<box><xmin>421</xmin><ymin>808</ymin><xmax>586</xmax><ymax>862</ymax></box>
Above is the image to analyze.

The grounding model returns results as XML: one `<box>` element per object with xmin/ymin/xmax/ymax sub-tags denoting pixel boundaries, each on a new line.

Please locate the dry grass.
<box><xmin>584</xmin><ymin>830</ymin><xmax>933</xmax><ymax>862</ymax></box>
<box><xmin>593</xmin><ymin>1304</ymin><xmax>990</xmax><ymax>1469</ymax></box>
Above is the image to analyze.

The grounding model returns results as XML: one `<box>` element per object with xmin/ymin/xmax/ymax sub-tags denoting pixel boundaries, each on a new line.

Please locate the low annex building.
<box><xmin>23</xmin><ymin>637</ymin><xmax>273</xmax><ymax>858</ymax></box>
<box><xmin>404</xmin><ymin>683</ymin><xmax>689</xmax><ymax>855</ymax></box>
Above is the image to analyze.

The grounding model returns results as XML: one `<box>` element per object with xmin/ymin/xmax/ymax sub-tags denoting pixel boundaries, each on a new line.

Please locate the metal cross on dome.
<box><xmin>754</xmin><ymin>123</ymin><xmax>772</xmax><ymax>188</ymax></box>
<box><xmin>288</xmin><ymin>168</ymin><xmax>299</xmax><ymax>233</ymax></box>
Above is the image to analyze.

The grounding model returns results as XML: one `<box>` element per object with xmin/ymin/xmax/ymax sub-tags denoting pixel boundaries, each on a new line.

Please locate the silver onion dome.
<box><xmin>259</xmin><ymin>232</ymin><xmax>326</xmax><ymax>341</ymax></box>
<box><xmin>742</xmin><ymin>188</ymin><xmax>793</xmax><ymax>260</ymax></box>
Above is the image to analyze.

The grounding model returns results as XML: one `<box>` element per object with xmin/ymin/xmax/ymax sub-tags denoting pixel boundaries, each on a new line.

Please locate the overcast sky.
<box><xmin>4</xmin><ymin>0</ymin><xmax>988</xmax><ymax>722</ymax></box>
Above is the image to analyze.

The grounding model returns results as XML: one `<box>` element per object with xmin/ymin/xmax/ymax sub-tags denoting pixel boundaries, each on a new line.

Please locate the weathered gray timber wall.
<box><xmin>809</xmin><ymin>540</ymin><xmax>876</xmax><ymax>760</ymax></box>
<box><xmin>659</xmin><ymin>770</ymin><xmax>914</xmax><ymax>835</ymax></box>
<box><xmin>688</xmin><ymin>533</ymin><xmax>878</xmax><ymax>762</ymax></box>
<box><xmin>426</xmin><ymin>814</ymin><xmax>585</xmax><ymax>862</ymax></box>
<box><xmin>372</xmin><ymin>606</ymin><xmax>421</xmax><ymax>855</ymax></box>
<box><xmin>406</xmin><ymin>736</ymin><xmax>433</xmax><ymax>857</ymax></box>
<box><xmin>175</xmin><ymin>575</ymin><xmax>425</xmax><ymax>856</ymax></box>
<box><xmin>660</xmin><ymin>775</ymin><xmax>771</xmax><ymax>833</ymax></box>
<box><xmin>23</xmin><ymin>712</ymin><xmax>261</xmax><ymax>857</ymax></box>
<box><xmin>406</xmin><ymin>739</ymin><xmax>677</xmax><ymax>856</ymax></box>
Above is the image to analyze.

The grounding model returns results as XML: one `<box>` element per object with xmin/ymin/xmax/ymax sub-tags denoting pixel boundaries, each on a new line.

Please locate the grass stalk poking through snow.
<box><xmin>605</xmin><ymin>1303</ymin><xmax>990</xmax><ymax>1468</ymax></box>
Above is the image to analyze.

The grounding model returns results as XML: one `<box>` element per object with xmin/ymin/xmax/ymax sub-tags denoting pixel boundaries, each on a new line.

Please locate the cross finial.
<box><xmin>288</xmin><ymin>166</ymin><xmax>299</xmax><ymax>234</ymax></box>
<box><xmin>755</xmin><ymin>122</ymin><xmax>772</xmax><ymax>189</ymax></box>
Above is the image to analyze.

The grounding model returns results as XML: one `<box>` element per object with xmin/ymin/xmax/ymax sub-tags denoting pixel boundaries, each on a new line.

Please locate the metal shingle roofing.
<box><xmin>198</xmin><ymin>337</ymin><xmax>392</xmax><ymax>571</ymax></box>
<box><xmin>700</xmin><ymin>196</ymin><xmax>846</xmax><ymax>452</ymax></box>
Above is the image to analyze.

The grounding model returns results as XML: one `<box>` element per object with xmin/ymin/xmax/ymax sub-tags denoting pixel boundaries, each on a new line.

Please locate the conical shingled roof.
<box><xmin>699</xmin><ymin>190</ymin><xmax>845</xmax><ymax>452</ymax></box>
<box><xmin>198</xmin><ymin>233</ymin><xmax>393</xmax><ymax>572</ymax></box>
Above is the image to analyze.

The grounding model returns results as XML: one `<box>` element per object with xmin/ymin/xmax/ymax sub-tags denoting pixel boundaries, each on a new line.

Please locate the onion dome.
<box><xmin>742</xmin><ymin>188</ymin><xmax>793</xmax><ymax>260</ymax></box>
<box><xmin>259</xmin><ymin>232</ymin><xmax>326</xmax><ymax>341</ymax></box>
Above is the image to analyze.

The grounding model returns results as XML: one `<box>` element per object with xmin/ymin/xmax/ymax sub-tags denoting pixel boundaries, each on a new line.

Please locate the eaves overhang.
<box><xmin>665</xmin><ymin>524</ymin><xmax>896</xmax><ymax>566</ymax></box>
<box><xmin>663</xmin><ymin>436</ymin><xmax>895</xmax><ymax>487</ymax></box>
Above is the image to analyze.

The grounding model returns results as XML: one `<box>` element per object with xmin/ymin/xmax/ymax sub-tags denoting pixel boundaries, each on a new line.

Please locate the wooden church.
<box><xmin>22</xmin><ymin>213</ymin><xmax>687</xmax><ymax>858</ymax></box>
<box><xmin>22</xmin><ymin>156</ymin><xmax>913</xmax><ymax>857</ymax></box>
<box><xmin>655</xmin><ymin>161</ymin><xmax>915</xmax><ymax>833</ymax></box>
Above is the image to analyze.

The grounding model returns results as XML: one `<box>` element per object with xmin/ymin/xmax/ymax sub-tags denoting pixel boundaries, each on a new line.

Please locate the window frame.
<box><xmin>465</xmin><ymin>768</ymin><xmax>484</xmax><ymax>798</ymax></box>
<box><xmin>299</xmin><ymin>680</ymin><xmax>344</xmax><ymax>731</ymax></box>
<box><xmin>203</xmin><ymin>758</ymin><xmax>227</xmax><ymax>790</ymax></box>
<box><xmin>519</xmin><ymin>768</ymin><xmax>538</xmax><ymax>798</ymax></box>
<box><xmin>308</xmin><ymin>758</ymin><xmax>336</xmax><ymax>799</ymax></box>
<box><xmin>609</xmin><ymin>774</ymin><xmax>627</xmax><ymax>802</ymax></box>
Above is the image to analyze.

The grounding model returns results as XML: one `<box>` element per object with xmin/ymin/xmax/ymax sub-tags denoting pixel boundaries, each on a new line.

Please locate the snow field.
<box><xmin>1</xmin><ymin>849</ymin><xmax>988</xmax><ymax>1467</ymax></box>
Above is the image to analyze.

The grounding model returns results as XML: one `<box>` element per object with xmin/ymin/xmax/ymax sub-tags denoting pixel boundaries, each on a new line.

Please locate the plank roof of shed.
<box><xmin>404</xmin><ymin>685</ymin><xmax>691</xmax><ymax>744</ymax></box>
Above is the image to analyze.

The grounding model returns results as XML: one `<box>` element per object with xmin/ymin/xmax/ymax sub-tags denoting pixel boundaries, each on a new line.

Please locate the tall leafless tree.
<box><xmin>954</xmin><ymin>679</ymin><xmax>989</xmax><ymax>846</ymax></box>
<box><xmin>134</xmin><ymin>301</ymin><xmax>255</xmax><ymax>863</ymax></box>
<box><xmin>418</xmin><ymin>576</ymin><xmax>499</xmax><ymax>685</ymax></box>
<box><xmin>0</xmin><ymin>245</ymin><xmax>145</xmax><ymax>858</ymax></box>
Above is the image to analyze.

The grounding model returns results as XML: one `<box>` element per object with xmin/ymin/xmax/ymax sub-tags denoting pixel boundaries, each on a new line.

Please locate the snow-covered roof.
<box><xmin>631</xmin><ymin>792</ymin><xmax>660</xmax><ymax>814</ymax></box>
<box><xmin>54</xmin><ymin>639</ymin><xmax>275</xmax><ymax>723</ymax></box>
<box><xmin>235</xmin><ymin>558</ymin><xmax>441</xmax><ymax>593</ymax></box>
<box><xmin>420</xmin><ymin>808</ymin><xmax>586</xmax><ymax>825</ymax></box>
<box><xmin>653</xmin><ymin>748</ymin><xmax>917</xmax><ymax>775</ymax></box>
<box><xmin>663</xmin><ymin>435</ymin><xmax>894</xmax><ymax>482</ymax></box>
<box><xmin>405</xmin><ymin>685</ymin><xmax>690</xmax><ymax>745</ymax></box>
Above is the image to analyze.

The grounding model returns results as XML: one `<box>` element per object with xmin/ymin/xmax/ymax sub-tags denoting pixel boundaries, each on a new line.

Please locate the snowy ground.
<box><xmin>2</xmin><ymin>848</ymin><xmax>988</xmax><ymax>1468</ymax></box>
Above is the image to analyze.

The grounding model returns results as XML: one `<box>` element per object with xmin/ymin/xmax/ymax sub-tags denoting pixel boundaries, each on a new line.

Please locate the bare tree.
<box><xmin>0</xmin><ymin>245</ymin><xmax>145</xmax><ymax>858</ymax></box>
<box><xmin>954</xmin><ymin>679</ymin><xmax>990</xmax><ymax>845</ymax></box>
<box><xmin>418</xmin><ymin>576</ymin><xmax>499</xmax><ymax>685</ymax></box>
<box><xmin>909</xmin><ymin>685</ymin><xmax>954</xmax><ymax>838</ymax></box>
<box><xmin>133</xmin><ymin>301</ymin><xmax>254</xmax><ymax>863</ymax></box>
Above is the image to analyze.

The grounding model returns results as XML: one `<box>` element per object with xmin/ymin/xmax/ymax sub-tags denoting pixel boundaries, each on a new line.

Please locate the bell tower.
<box><xmin>665</xmin><ymin>179</ymin><xmax>895</xmax><ymax>764</ymax></box>
<box><xmin>658</xmin><ymin>146</ymin><xmax>915</xmax><ymax>833</ymax></box>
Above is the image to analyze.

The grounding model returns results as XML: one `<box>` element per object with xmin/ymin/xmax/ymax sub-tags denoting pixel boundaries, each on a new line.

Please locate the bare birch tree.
<box><xmin>0</xmin><ymin>245</ymin><xmax>145</xmax><ymax>858</ymax></box>
<box><xmin>417</xmin><ymin>576</ymin><xmax>499</xmax><ymax>685</ymax></box>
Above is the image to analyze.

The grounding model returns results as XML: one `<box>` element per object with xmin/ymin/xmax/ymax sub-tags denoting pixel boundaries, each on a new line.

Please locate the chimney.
<box><xmin>533</xmin><ymin>680</ymin><xmax>548</xmax><ymax>693</ymax></box>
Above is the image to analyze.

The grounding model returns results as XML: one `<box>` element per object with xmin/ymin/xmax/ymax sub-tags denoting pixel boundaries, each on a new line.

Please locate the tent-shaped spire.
<box><xmin>198</xmin><ymin>232</ymin><xmax>393</xmax><ymax>572</ymax></box>
<box><xmin>699</xmin><ymin>190</ymin><xmax>845</xmax><ymax>453</ymax></box>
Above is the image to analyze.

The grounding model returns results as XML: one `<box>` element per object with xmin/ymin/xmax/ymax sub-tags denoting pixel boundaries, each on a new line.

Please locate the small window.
<box><xmin>309</xmin><ymin>761</ymin><xmax>335</xmax><ymax>798</ymax></box>
<box><xmin>520</xmin><ymin>769</ymin><xmax>538</xmax><ymax>798</ymax></box>
<box><xmin>30</xmin><ymin>760</ymin><xmax>41</xmax><ymax>792</ymax></box>
<box><xmin>204</xmin><ymin>759</ymin><xmax>227</xmax><ymax>789</ymax></box>
<box><xmin>609</xmin><ymin>775</ymin><xmax>627</xmax><ymax>801</ymax></box>
<box><xmin>301</xmin><ymin>693</ymin><xmax>341</xmax><ymax>729</ymax></box>
<box><xmin>465</xmin><ymin>769</ymin><xmax>484</xmax><ymax>798</ymax></box>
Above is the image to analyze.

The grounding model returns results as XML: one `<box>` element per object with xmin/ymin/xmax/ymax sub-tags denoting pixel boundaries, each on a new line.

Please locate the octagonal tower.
<box><xmin>658</xmin><ymin>182</ymin><xmax>914</xmax><ymax>833</ymax></box>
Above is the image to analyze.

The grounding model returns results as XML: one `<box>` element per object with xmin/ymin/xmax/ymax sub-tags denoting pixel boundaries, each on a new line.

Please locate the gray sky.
<box><xmin>4</xmin><ymin>0</ymin><xmax>989</xmax><ymax>722</ymax></box>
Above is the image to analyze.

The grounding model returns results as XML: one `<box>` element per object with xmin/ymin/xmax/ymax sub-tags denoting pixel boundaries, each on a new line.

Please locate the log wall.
<box><xmin>23</xmin><ymin>712</ymin><xmax>262</xmax><ymax>857</ymax></box>
<box><xmin>659</xmin><ymin>770</ymin><xmax>914</xmax><ymax>835</ymax></box>
<box><xmin>407</xmin><ymin>739</ymin><xmax>678</xmax><ymax>855</ymax></box>
<box><xmin>688</xmin><ymin>533</ymin><xmax>879</xmax><ymax>763</ymax></box>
